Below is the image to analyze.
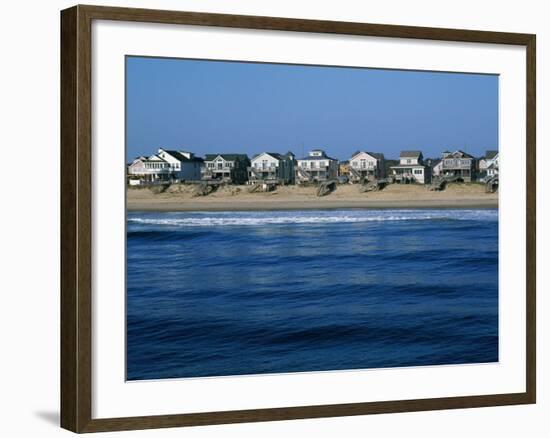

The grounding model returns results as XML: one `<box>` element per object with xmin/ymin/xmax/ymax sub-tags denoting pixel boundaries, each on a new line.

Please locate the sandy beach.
<box><xmin>127</xmin><ymin>183</ymin><xmax>498</xmax><ymax>211</ymax></box>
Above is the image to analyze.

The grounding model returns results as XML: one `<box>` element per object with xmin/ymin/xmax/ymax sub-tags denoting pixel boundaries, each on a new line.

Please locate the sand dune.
<box><xmin>127</xmin><ymin>183</ymin><xmax>498</xmax><ymax>211</ymax></box>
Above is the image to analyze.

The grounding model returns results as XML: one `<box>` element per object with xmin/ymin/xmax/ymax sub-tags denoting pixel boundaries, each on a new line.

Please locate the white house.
<box><xmin>348</xmin><ymin>151</ymin><xmax>385</xmax><ymax>182</ymax></box>
<box><xmin>479</xmin><ymin>150</ymin><xmax>499</xmax><ymax>180</ymax></box>
<box><xmin>127</xmin><ymin>155</ymin><xmax>172</xmax><ymax>183</ymax></box>
<box><xmin>156</xmin><ymin>148</ymin><xmax>203</xmax><ymax>181</ymax></box>
<box><xmin>248</xmin><ymin>152</ymin><xmax>295</xmax><ymax>184</ymax></box>
<box><xmin>390</xmin><ymin>151</ymin><xmax>429</xmax><ymax>184</ymax></box>
<box><xmin>487</xmin><ymin>154</ymin><xmax>499</xmax><ymax>178</ymax></box>
<box><xmin>127</xmin><ymin>148</ymin><xmax>203</xmax><ymax>184</ymax></box>
<box><xmin>431</xmin><ymin>159</ymin><xmax>443</xmax><ymax>178</ymax></box>
<box><xmin>296</xmin><ymin>149</ymin><xmax>339</xmax><ymax>183</ymax></box>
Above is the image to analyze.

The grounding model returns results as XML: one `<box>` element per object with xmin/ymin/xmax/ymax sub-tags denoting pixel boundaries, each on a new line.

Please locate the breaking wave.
<box><xmin>128</xmin><ymin>209</ymin><xmax>497</xmax><ymax>228</ymax></box>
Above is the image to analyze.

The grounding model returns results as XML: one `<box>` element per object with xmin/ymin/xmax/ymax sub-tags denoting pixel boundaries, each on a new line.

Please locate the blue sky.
<box><xmin>126</xmin><ymin>56</ymin><xmax>498</xmax><ymax>162</ymax></box>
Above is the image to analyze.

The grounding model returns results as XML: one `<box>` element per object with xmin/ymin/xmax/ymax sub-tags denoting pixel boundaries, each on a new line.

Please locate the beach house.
<box><xmin>156</xmin><ymin>148</ymin><xmax>203</xmax><ymax>181</ymax></box>
<box><xmin>296</xmin><ymin>149</ymin><xmax>339</xmax><ymax>183</ymax></box>
<box><xmin>128</xmin><ymin>155</ymin><xmax>172</xmax><ymax>183</ymax></box>
<box><xmin>486</xmin><ymin>152</ymin><xmax>499</xmax><ymax>178</ymax></box>
<box><xmin>439</xmin><ymin>150</ymin><xmax>476</xmax><ymax>182</ymax></box>
<box><xmin>430</xmin><ymin>159</ymin><xmax>443</xmax><ymax>178</ymax></box>
<box><xmin>338</xmin><ymin>161</ymin><xmax>350</xmax><ymax>176</ymax></box>
<box><xmin>478</xmin><ymin>150</ymin><xmax>499</xmax><ymax>181</ymax></box>
<box><xmin>202</xmin><ymin>154</ymin><xmax>250</xmax><ymax>184</ymax></box>
<box><xmin>248</xmin><ymin>152</ymin><xmax>295</xmax><ymax>184</ymax></box>
<box><xmin>348</xmin><ymin>151</ymin><xmax>385</xmax><ymax>182</ymax></box>
<box><xmin>389</xmin><ymin>151</ymin><xmax>429</xmax><ymax>184</ymax></box>
<box><xmin>127</xmin><ymin>148</ymin><xmax>203</xmax><ymax>184</ymax></box>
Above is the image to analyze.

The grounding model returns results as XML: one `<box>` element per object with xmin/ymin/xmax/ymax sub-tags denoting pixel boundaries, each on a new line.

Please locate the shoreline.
<box><xmin>127</xmin><ymin>198</ymin><xmax>498</xmax><ymax>212</ymax></box>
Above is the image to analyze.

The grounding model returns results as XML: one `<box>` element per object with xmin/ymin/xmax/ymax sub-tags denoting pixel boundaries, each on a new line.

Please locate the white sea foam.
<box><xmin>128</xmin><ymin>209</ymin><xmax>497</xmax><ymax>227</ymax></box>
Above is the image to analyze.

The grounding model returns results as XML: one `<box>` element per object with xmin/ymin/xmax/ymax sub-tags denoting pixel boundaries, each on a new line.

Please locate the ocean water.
<box><xmin>126</xmin><ymin>209</ymin><xmax>498</xmax><ymax>380</ymax></box>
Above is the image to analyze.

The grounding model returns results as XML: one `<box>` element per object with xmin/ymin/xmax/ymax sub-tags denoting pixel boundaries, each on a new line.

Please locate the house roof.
<box><xmin>132</xmin><ymin>155</ymin><xmax>167</xmax><ymax>163</ymax></box>
<box><xmin>448</xmin><ymin>150</ymin><xmax>475</xmax><ymax>159</ymax></box>
<box><xmin>430</xmin><ymin>159</ymin><xmax>442</xmax><ymax>168</ymax></box>
<box><xmin>368</xmin><ymin>152</ymin><xmax>385</xmax><ymax>160</ymax></box>
<box><xmin>161</xmin><ymin>149</ymin><xmax>203</xmax><ymax>162</ymax></box>
<box><xmin>252</xmin><ymin>152</ymin><xmax>285</xmax><ymax>160</ymax></box>
<box><xmin>297</xmin><ymin>154</ymin><xmax>337</xmax><ymax>161</ymax></box>
<box><xmin>204</xmin><ymin>153</ymin><xmax>249</xmax><ymax>162</ymax></box>
<box><xmin>400</xmin><ymin>150</ymin><xmax>422</xmax><ymax>158</ymax></box>
<box><xmin>485</xmin><ymin>150</ymin><xmax>498</xmax><ymax>160</ymax></box>
<box><xmin>351</xmin><ymin>151</ymin><xmax>385</xmax><ymax>160</ymax></box>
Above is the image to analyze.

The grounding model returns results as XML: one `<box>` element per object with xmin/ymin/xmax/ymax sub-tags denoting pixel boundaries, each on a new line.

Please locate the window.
<box><xmin>407</xmin><ymin>159</ymin><xmax>411</xmax><ymax>164</ymax></box>
<box><xmin>319</xmin><ymin>161</ymin><xmax>326</xmax><ymax>168</ymax></box>
<box><xmin>352</xmin><ymin>161</ymin><xmax>358</xmax><ymax>167</ymax></box>
<box><xmin>414</xmin><ymin>169</ymin><xmax>423</xmax><ymax>175</ymax></box>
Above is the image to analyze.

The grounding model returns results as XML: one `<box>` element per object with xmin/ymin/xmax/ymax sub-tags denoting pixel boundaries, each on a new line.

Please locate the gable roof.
<box><xmin>131</xmin><ymin>155</ymin><xmax>166</xmax><ymax>163</ymax></box>
<box><xmin>147</xmin><ymin>155</ymin><xmax>167</xmax><ymax>162</ymax></box>
<box><xmin>160</xmin><ymin>149</ymin><xmax>203</xmax><ymax>162</ymax></box>
<box><xmin>252</xmin><ymin>152</ymin><xmax>286</xmax><ymax>161</ymax></box>
<box><xmin>449</xmin><ymin>150</ymin><xmax>474</xmax><ymax>159</ymax></box>
<box><xmin>485</xmin><ymin>150</ymin><xmax>498</xmax><ymax>160</ymax></box>
<box><xmin>351</xmin><ymin>151</ymin><xmax>385</xmax><ymax>160</ymax></box>
<box><xmin>400</xmin><ymin>150</ymin><xmax>422</xmax><ymax>158</ymax></box>
<box><xmin>161</xmin><ymin>150</ymin><xmax>190</xmax><ymax>162</ymax></box>
<box><xmin>204</xmin><ymin>153</ymin><xmax>249</xmax><ymax>162</ymax></box>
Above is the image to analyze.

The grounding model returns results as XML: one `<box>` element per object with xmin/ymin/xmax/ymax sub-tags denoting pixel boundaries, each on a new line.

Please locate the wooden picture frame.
<box><xmin>61</xmin><ymin>4</ymin><xmax>536</xmax><ymax>433</ymax></box>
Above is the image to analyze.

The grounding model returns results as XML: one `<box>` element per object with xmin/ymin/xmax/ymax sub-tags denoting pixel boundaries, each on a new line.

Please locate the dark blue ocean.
<box><xmin>126</xmin><ymin>209</ymin><xmax>498</xmax><ymax>380</ymax></box>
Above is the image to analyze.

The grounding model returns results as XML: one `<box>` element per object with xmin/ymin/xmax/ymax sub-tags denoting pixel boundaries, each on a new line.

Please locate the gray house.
<box><xmin>202</xmin><ymin>154</ymin><xmax>250</xmax><ymax>184</ymax></box>
<box><xmin>348</xmin><ymin>151</ymin><xmax>385</xmax><ymax>182</ymax></box>
<box><xmin>248</xmin><ymin>152</ymin><xmax>295</xmax><ymax>184</ymax></box>
<box><xmin>296</xmin><ymin>149</ymin><xmax>339</xmax><ymax>183</ymax></box>
<box><xmin>440</xmin><ymin>150</ymin><xmax>476</xmax><ymax>182</ymax></box>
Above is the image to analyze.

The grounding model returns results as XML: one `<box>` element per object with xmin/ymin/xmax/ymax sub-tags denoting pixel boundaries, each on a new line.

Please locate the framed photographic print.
<box><xmin>60</xmin><ymin>4</ymin><xmax>536</xmax><ymax>433</ymax></box>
